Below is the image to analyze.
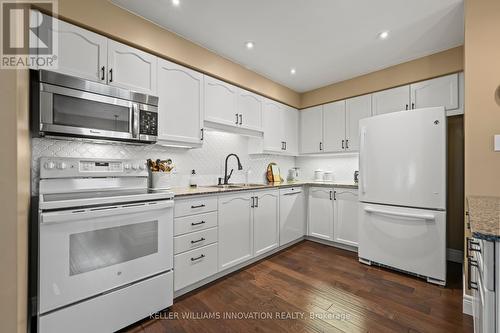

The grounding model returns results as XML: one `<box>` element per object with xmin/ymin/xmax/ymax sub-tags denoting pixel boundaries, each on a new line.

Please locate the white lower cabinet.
<box><xmin>333</xmin><ymin>188</ymin><xmax>359</xmax><ymax>247</ymax></box>
<box><xmin>308</xmin><ymin>187</ymin><xmax>334</xmax><ymax>241</ymax></box>
<box><xmin>279</xmin><ymin>187</ymin><xmax>306</xmax><ymax>246</ymax></box>
<box><xmin>253</xmin><ymin>190</ymin><xmax>280</xmax><ymax>256</ymax></box>
<box><xmin>174</xmin><ymin>243</ymin><xmax>218</xmax><ymax>291</ymax></box>
<box><xmin>218</xmin><ymin>193</ymin><xmax>254</xmax><ymax>270</ymax></box>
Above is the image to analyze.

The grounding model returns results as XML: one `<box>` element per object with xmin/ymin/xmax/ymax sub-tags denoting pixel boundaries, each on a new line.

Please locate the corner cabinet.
<box><xmin>410</xmin><ymin>73</ymin><xmax>463</xmax><ymax>116</ymax></box>
<box><xmin>253</xmin><ymin>190</ymin><xmax>279</xmax><ymax>256</ymax></box>
<box><xmin>333</xmin><ymin>188</ymin><xmax>359</xmax><ymax>247</ymax></box>
<box><xmin>300</xmin><ymin>106</ymin><xmax>323</xmax><ymax>154</ymax></box>
<box><xmin>308</xmin><ymin>187</ymin><xmax>334</xmax><ymax>241</ymax></box>
<box><xmin>157</xmin><ymin>59</ymin><xmax>204</xmax><ymax>148</ymax></box>
<box><xmin>372</xmin><ymin>85</ymin><xmax>410</xmax><ymax>115</ymax></box>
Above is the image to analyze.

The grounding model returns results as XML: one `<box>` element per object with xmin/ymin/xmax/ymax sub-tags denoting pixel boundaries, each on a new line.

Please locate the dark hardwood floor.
<box><xmin>122</xmin><ymin>241</ymin><xmax>473</xmax><ymax>333</ymax></box>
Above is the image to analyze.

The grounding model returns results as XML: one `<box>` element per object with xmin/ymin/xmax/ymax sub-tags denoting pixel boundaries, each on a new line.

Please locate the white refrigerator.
<box><xmin>358</xmin><ymin>106</ymin><xmax>447</xmax><ymax>285</ymax></box>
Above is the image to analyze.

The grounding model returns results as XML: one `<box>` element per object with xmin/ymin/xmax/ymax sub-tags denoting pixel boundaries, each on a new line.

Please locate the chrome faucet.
<box><xmin>223</xmin><ymin>153</ymin><xmax>243</xmax><ymax>184</ymax></box>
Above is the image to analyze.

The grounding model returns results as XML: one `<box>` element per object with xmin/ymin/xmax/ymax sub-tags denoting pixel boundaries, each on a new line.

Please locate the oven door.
<box><xmin>39</xmin><ymin>83</ymin><xmax>138</xmax><ymax>141</ymax></box>
<box><xmin>38</xmin><ymin>200</ymin><xmax>173</xmax><ymax>314</ymax></box>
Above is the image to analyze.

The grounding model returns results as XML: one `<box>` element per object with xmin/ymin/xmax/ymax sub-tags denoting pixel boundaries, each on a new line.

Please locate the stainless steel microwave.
<box><xmin>30</xmin><ymin>70</ymin><xmax>158</xmax><ymax>143</ymax></box>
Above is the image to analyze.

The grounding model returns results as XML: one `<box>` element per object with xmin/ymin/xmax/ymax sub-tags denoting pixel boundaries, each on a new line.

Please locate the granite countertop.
<box><xmin>467</xmin><ymin>196</ymin><xmax>500</xmax><ymax>241</ymax></box>
<box><xmin>171</xmin><ymin>181</ymin><xmax>358</xmax><ymax>198</ymax></box>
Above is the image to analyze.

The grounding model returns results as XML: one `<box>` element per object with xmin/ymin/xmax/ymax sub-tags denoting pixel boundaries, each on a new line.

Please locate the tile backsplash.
<box><xmin>31</xmin><ymin>131</ymin><xmax>295</xmax><ymax>194</ymax></box>
<box><xmin>296</xmin><ymin>153</ymin><xmax>359</xmax><ymax>183</ymax></box>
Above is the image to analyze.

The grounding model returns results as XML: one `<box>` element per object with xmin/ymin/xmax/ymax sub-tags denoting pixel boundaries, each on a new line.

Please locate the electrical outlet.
<box><xmin>495</xmin><ymin>135</ymin><xmax>500</xmax><ymax>151</ymax></box>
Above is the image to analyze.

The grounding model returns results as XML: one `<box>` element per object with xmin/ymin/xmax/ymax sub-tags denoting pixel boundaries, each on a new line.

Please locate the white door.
<box><xmin>107</xmin><ymin>40</ymin><xmax>157</xmax><ymax>95</ymax></box>
<box><xmin>204</xmin><ymin>76</ymin><xmax>239</xmax><ymax>128</ymax></box>
<box><xmin>47</xmin><ymin>15</ymin><xmax>107</xmax><ymax>82</ymax></box>
<box><xmin>359</xmin><ymin>107</ymin><xmax>446</xmax><ymax>209</ymax></box>
<box><xmin>300</xmin><ymin>106</ymin><xmax>323</xmax><ymax>153</ymax></box>
<box><xmin>333</xmin><ymin>189</ymin><xmax>359</xmax><ymax>247</ymax></box>
<box><xmin>253</xmin><ymin>190</ymin><xmax>279</xmax><ymax>256</ymax></box>
<box><xmin>279</xmin><ymin>188</ymin><xmax>305</xmax><ymax>246</ymax></box>
<box><xmin>157</xmin><ymin>59</ymin><xmax>203</xmax><ymax>146</ymax></box>
<box><xmin>358</xmin><ymin>202</ymin><xmax>446</xmax><ymax>282</ymax></box>
<box><xmin>308</xmin><ymin>187</ymin><xmax>334</xmax><ymax>241</ymax></box>
<box><xmin>410</xmin><ymin>73</ymin><xmax>459</xmax><ymax>112</ymax></box>
<box><xmin>346</xmin><ymin>95</ymin><xmax>372</xmax><ymax>152</ymax></box>
<box><xmin>238</xmin><ymin>90</ymin><xmax>262</xmax><ymax>131</ymax></box>
<box><xmin>262</xmin><ymin>99</ymin><xmax>285</xmax><ymax>152</ymax></box>
<box><xmin>283</xmin><ymin>107</ymin><xmax>299</xmax><ymax>155</ymax></box>
<box><xmin>218</xmin><ymin>193</ymin><xmax>253</xmax><ymax>270</ymax></box>
<box><xmin>323</xmin><ymin>100</ymin><xmax>346</xmax><ymax>152</ymax></box>
<box><xmin>372</xmin><ymin>85</ymin><xmax>410</xmax><ymax>115</ymax></box>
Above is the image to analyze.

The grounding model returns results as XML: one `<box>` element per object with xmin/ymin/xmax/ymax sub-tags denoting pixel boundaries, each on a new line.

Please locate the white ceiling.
<box><xmin>112</xmin><ymin>0</ymin><xmax>464</xmax><ymax>92</ymax></box>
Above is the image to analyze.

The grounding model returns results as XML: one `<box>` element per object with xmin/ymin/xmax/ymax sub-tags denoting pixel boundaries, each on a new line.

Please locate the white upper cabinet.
<box><xmin>372</xmin><ymin>85</ymin><xmax>410</xmax><ymax>115</ymax></box>
<box><xmin>283</xmin><ymin>106</ymin><xmax>299</xmax><ymax>155</ymax></box>
<box><xmin>410</xmin><ymin>73</ymin><xmax>460</xmax><ymax>113</ymax></box>
<box><xmin>300</xmin><ymin>106</ymin><xmax>323</xmax><ymax>154</ymax></box>
<box><xmin>333</xmin><ymin>188</ymin><xmax>359</xmax><ymax>247</ymax></box>
<box><xmin>237</xmin><ymin>89</ymin><xmax>262</xmax><ymax>131</ymax></box>
<box><xmin>157</xmin><ymin>59</ymin><xmax>203</xmax><ymax>147</ymax></box>
<box><xmin>107</xmin><ymin>40</ymin><xmax>157</xmax><ymax>95</ymax></box>
<box><xmin>218</xmin><ymin>193</ymin><xmax>253</xmax><ymax>271</ymax></box>
<box><xmin>308</xmin><ymin>187</ymin><xmax>334</xmax><ymax>241</ymax></box>
<box><xmin>204</xmin><ymin>76</ymin><xmax>239</xmax><ymax>128</ymax></box>
<box><xmin>262</xmin><ymin>99</ymin><xmax>283</xmax><ymax>152</ymax></box>
<box><xmin>253</xmin><ymin>190</ymin><xmax>279</xmax><ymax>256</ymax></box>
<box><xmin>345</xmin><ymin>94</ymin><xmax>372</xmax><ymax>152</ymax></box>
<box><xmin>323</xmin><ymin>100</ymin><xmax>346</xmax><ymax>153</ymax></box>
<box><xmin>45</xmin><ymin>14</ymin><xmax>107</xmax><ymax>82</ymax></box>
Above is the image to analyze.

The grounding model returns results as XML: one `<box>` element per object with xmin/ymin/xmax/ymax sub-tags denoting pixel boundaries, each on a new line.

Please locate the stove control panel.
<box><xmin>40</xmin><ymin>157</ymin><xmax>148</xmax><ymax>179</ymax></box>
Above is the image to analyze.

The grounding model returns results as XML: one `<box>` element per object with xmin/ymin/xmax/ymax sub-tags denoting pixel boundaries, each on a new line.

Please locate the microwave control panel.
<box><xmin>140</xmin><ymin>110</ymin><xmax>158</xmax><ymax>136</ymax></box>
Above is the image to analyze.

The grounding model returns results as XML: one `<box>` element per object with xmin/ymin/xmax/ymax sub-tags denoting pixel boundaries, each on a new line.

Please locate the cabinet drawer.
<box><xmin>174</xmin><ymin>227</ymin><xmax>218</xmax><ymax>254</ymax></box>
<box><xmin>174</xmin><ymin>243</ymin><xmax>218</xmax><ymax>291</ymax></box>
<box><xmin>175</xmin><ymin>196</ymin><xmax>217</xmax><ymax>217</ymax></box>
<box><xmin>174</xmin><ymin>211</ymin><xmax>218</xmax><ymax>236</ymax></box>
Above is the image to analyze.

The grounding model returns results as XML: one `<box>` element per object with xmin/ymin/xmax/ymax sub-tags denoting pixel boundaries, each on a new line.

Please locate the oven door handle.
<box><xmin>41</xmin><ymin>200</ymin><xmax>173</xmax><ymax>224</ymax></box>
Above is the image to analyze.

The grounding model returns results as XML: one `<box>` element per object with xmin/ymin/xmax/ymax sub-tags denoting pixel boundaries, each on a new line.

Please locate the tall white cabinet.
<box><xmin>333</xmin><ymin>189</ymin><xmax>359</xmax><ymax>247</ymax></box>
<box><xmin>157</xmin><ymin>59</ymin><xmax>204</xmax><ymax>147</ymax></box>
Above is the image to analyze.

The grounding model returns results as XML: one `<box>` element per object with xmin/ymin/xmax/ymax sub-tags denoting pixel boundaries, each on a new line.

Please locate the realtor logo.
<box><xmin>1</xmin><ymin>0</ymin><xmax>58</xmax><ymax>69</ymax></box>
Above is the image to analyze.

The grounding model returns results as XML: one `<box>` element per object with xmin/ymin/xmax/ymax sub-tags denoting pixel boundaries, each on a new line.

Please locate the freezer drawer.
<box><xmin>358</xmin><ymin>203</ymin><xmax>446</xmax><ymax>283</ymax></box>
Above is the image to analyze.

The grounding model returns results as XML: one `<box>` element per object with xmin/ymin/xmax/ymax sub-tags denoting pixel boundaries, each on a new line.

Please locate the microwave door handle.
<box><xmin>132</xmin><ymin>104</ymin><xmax>139</xmax><ymax>138</ymax></box>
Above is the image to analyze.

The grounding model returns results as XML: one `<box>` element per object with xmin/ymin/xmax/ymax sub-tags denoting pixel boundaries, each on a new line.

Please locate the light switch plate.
<box><xmin>495</xmin><ymin>135</ymin><xmax>500</xmax><ymax>152</ymax></box>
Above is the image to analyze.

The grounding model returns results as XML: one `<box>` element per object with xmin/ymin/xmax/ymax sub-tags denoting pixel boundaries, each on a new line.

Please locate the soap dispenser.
<box><xmin>189</xmin><ymin>169</ymin><xmax>198</xmax><ymax>188</ymax></box>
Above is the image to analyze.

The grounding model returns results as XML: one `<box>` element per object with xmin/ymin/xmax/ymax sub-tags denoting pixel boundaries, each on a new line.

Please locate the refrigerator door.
<box><xmin>358</xmin><ymin>203</ymin><xmax>446</xmax><ymax>283</ymax></box>
<box><xmin>359</xmin><ymin>107</ymin><xmax>446</xmax><ymax>210</ymax></box>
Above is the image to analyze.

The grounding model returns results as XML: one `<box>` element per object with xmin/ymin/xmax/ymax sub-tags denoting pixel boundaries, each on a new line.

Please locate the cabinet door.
<box><xmin>308</xmin><ymin>187</ymin><xmax>334</xmax><ymax>241</ymax></box>
<box><xmin>410</xmin><ymin>73</ymin><xmax>459</xmax><ymax>112</ymax></box>
<box><xmin>333</xmin><ymin>189</ymin><xmax>359</xmax><ymax>247</ymax></box>
<box><xmin>262</xmin><ymin>99</ymin><xmax>285</xmax><ymax>152</ymax></box>
<box><xmin>279</xmin><ymin>188</ymin><xmax>305</xmax><ymax>246</ymax></box>
<box><xmin>299</xmin><ymin>106</ymin><xmax>323</xmax><ymax>153</ymax></box>
<box><xmin>48</xmin><ymin>15</ymin><xmax>107</xmax><ymax>82</ymax></box>
<box><xmin>283</xmin><ymin>106</ymin><xmax>299</xmax><ymax>155</ymax></box>
<box><xmin>157</xmin><ymin>59</ymin><xmax>203</xmax><ymax>146</ymax></box>
<box><xmin>218</xmin><ymin>193</ymin><xmax>253</xmax><ymax>270</ymax></box>
<box><xmin>204</xmin><ymin>76</ymin><xmax>239</xmax><ymax>127</ymax></box>
<box><xmin>372</xmin><ymin>85</ymin><xmax>410</xmax><ymax>115</ymax></box>
<box><xmin>253</xmin><ymin>190</ymin><xmax>279</xmax><ymax>256</ymax></box>
<box><xmin>238</xmin><ymin>90</ymin><xmax>262</xmax><ymax>131</ymax></box>
<box><xmin>107</xmin><ymin>40</ymin><xmax>157</xmax><ymax>95</ymax></box>
<box><xmin>346</xmin><ymin>95</ymin><xmax>372</xmax><ymax>152</ymax></box>
<box><xmin>323</xmin><ymin>100</ymin><xmax>346</xmax><ymax>152</ymax></box>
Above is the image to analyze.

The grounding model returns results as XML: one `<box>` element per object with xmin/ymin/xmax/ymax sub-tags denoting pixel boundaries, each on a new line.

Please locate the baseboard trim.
<box><xmin>463</xmin><ymin>293</ymin><xmax>473</xmax><ymax>316</ymax></box>
<box><xmin>447</xmin><ymin>248</ymin><xmax>464</xmax><ymax>263</ymax></box>
<box><xmin>305</xmin><ymin>236</ymin><xmax>358</xmax><ymax>253</ymax></box>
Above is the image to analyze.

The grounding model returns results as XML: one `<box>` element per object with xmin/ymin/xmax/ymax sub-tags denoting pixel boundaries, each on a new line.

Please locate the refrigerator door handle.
<box><xmin>360</xmin><ymin>127</ymin><xmax>367</xmax><ymax>194</ymax></box>
<box><xmin>364</xmin><ymin>207</ymin><xmax>436</xmax><ymax>221</ymax></box>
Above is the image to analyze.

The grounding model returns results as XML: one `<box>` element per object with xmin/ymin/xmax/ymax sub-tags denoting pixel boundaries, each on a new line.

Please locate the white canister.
<box><xmin>314</xmin><ymin>169</ymin><xmax>324</xmax><ymax>181</ymax></box>
<box><xmin>151</xmin><ymin>172</ymin><xmax>173</xmax><ymax>189</ymax></box>
<box><xmin>323</xmin><ymin>171</ymin><xmax>333</xmax><ymax>182</ymax></box>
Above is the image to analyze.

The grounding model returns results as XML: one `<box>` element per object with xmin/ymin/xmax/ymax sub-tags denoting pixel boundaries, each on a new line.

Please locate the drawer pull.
<box><xmin>191</xmin><ymin>204</ymin><xmax>206</xmax><ymax>209</ymax></box>
<box><xmin>191</xmin><ymin>237</ymin><xmax>206</xmax><ymax>244</ymax></box>
<box><xmin>191</xmin><ymin>221</ymin><xmax>206</xmax><ymax>226</ymax></box>
<box><xmin>191</xmin><ymin>254</ymin><xmax>205</xmax><ymax>261</ymax></box>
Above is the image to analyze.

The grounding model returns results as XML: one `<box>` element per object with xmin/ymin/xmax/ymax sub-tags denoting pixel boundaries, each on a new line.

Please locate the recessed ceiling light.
<box><xmin>290</xmin><ymin>68</ymin><xmax>296</xmax><ymax>75</ymax></box>
<box><xmin>378</xmin><ymin>31</ymin><xmax>389</xmax><ymax>40</ymax></box>
<box><xmin>245</xmin><ymin>41</ymin><xmax>254</xmax><ymax>50</ymax></box>
<box><xmin>171</xmin><ymin>0</ymin><xmax>180</xmax><ymax>6</ymax></box>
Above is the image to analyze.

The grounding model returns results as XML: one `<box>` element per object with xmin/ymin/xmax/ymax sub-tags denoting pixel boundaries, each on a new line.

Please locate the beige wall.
<box><xmin>464</xmin><ymin>0</ymin><xmax>500</xmax><ymax>197</ymax></box>
<box><xmin>45</xmin><ymin>0</ymin><xmax>301</xmax><ymax>108</ymax></box>
<box><xmin>0</xmin><ymin>70</ymin><xmax>30</xmax><ymax>333</ymax></box>
<box><xmin>301</xmin><ymin>46</ymin><xmax>464</xmax><ymax>108</ymax></box>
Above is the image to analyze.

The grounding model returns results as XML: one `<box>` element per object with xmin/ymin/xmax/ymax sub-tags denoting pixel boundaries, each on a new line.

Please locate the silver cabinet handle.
<box><xmin>239</xmin><ymin>114</ymin><xmax>242</xmax><ymax>125</ymax></box>
<box><xmin>191</xmin><ymin>254</ymin><xmax>205</xmax><ymax>261</ymax></box>
<box><xmin>200</xmin><ymin>128</ymin><xmax>204</xmax><ymax>141</ymax></box>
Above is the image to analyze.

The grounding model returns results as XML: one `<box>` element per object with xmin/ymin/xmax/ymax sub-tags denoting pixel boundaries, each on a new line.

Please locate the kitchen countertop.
<box><xmin>171</xmin><ymin>181</ymin><xmax>358</xmax><ymax>198</ymax></box>
<box><xmin>467</xmin><ymin>196</ymin><xmax>500</xmax><ymax>241</ymax></box>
